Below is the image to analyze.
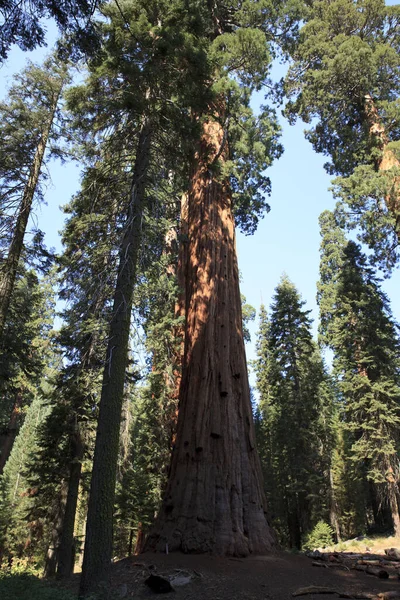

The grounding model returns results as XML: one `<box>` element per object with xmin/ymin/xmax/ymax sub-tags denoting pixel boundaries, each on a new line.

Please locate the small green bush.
<box><xmin>0</xmin><ymin>572</ymin><xmax>78</xmax><ymax>600</ymax></box>
<box><xmin>302</xmin><ymin>521</ymin><xmax>334</xmax><ymax>551</ymax></box>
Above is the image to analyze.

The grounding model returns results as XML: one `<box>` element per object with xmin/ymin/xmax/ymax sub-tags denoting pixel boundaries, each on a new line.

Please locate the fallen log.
<box><xmin>292</xmin><ymin>586</ymin><xmax>338</xmax><ymax>596</ymax></box>
<box><xmin>292</xmin><ymin>586</ymin><xmax>375</xmax><ymax>599</ymax></box>
<box><xmin>365</xmin><ymin>566</ymin><xmax>389</xmax><ymax>579</ymax></box>
<box><xmin>377</xmin><ymin>592</ymin><xmax>400</xmax><ymax>600</ymax></box>
<box><xmin>312</xmin><ymin>561</ymin><xmax>350</xmax><ymax>571</ymax></box>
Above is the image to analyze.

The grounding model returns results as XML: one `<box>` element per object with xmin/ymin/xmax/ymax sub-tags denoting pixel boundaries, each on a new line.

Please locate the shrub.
<box><xmin>0</xmin><ymin>572</ymin><xmax>78</xmax><ymax>600</ymax></box>
<box><xmin>302</xmin><ymin>521</ymin><xmax>334</xmax><ymax>551</ymax></box>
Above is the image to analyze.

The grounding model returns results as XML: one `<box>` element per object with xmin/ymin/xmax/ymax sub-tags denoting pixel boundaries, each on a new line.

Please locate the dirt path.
<box><xmin>99</xmin><ymin>551</ymin><xmax>400</xmax><ymax>600</ymax></box>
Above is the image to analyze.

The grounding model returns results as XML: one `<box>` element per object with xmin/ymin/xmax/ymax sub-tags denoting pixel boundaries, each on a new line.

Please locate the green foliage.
<box><xmin>0</xmin><ymin>395</ymin><xmax>50</xmax><ymax>569</ymax></box>
<box><xmin>0</xmin><ymin>56</ymin><xmax>69</xmax><ymax>252</ymax></box>
<box><xmin>317</xmin><ymin>210</ymin><xmax>400</xmax><ymax>535</ymax></box>
<box><xmin>0</xmin><ymin>572</ymin><xmax>77</xmax><ymax>600</ymax></box>
<box><xmin>284</xmin><ymin>0</ymin><xmax>400</xmax><ymax>270</ymax></box>
<box><xmin>255</xmin><ymin>277</ymin><xmax>335</xmax><ymax>548</ymax></box>
<box><xmin>0</xmin><ymin>0</ymin><xmax>99</xmax><ymax>62</ymax></box>
<box><xmin>302</xmin><ymin>521</ymin><xmax>334</xmax><ymax>551</ymax></box>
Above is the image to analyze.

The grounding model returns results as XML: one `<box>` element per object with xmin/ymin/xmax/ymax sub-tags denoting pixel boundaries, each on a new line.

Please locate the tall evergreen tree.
<box><xmin>0</xmin><ymin>56</ymin><xmax>69</xmax><ymax>338</ymax></box>
<box><xmin>284</xmin><ymin>0</ymin><xmax>400</xmax><ymax>271</ymax></box>
<box><xmin>254</xmin><ymin>278</ymin><xmax>333</xmax><ymax>548</ymax></box>
<box><xmin>0</xmin><ymin>264</ymin><xmax>55</xmax><ymax>474</ymax></box>
<box><xmin>318</xmin><ymin>210</ymin><xmax>400</xmax><ymax>535</ymax></box>
<box><xmin>145</xmin><ymin>0</ymin><xmax>295</xmax><ymax>558</ymax></box>
<box><xmin>69</xmin><ymin>2</ymin><xmax>212</xmax><ymax>589</ymax></box>
<box><xmin>27</xmin><ymin>139</ymin><xmax>133</xmax><ymax>579</ymax></box>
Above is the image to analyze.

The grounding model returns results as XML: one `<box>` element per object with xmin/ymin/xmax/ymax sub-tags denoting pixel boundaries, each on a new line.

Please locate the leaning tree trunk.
<box><xmin>145</xmin><ymin>110</ymin><xmax>275</xmax><ymax>556</ymax></box>
<box><xmin>79</xmin><ymin>119</ymin><xmax>152</xmax><ymax>596</ymax></box>
<box><xmin>0</xmin><ymin>87</ymin><xmax>61</xmax><ymax>339</ymax></box>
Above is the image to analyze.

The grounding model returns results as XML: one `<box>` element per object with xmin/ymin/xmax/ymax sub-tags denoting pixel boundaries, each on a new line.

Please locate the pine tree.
<box><xmin>0</xmin><ymin>272</ymin><xmax>58</xmax><ymax>569</ymax></box>
<box><xmin>284</xmin><ymin>0</ymin><xmax>400</xmax><ymax>271</ymax></box>
<box><xmin>254</xmin><ymin>278</ymin><xmax>333</xmax><ymax>548</ymax></box>
<box><xmin>0</xmin><ymin>264</ymin><xmax>56</xmax><ymax>474</ymax></box>
<box><xmin>27</xmin><ymin>141</ymin><xmax>132</xmax><ymax>579</ymax></box>
<box><xmin>0</xmin><ymin>395</ymin><xmax>49</xmax><ymax>569</ymax></box>
<box><xmin>0</xmin><ymin>56</ymin><xmax>69</xmax><ymax>338</ymax></box>
<box><xmin>318</xmin><ymin>210</ymin><xmax>400</xmax><ymax>535</ymax></box>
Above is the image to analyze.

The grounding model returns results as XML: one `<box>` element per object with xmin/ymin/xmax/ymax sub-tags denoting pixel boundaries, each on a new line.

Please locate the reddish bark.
<box><xmin>145</xmin><ymin>111</ymin><xmax>275</xmax><ymax>556</ymax></box>
<box><xmin>364</xmin><ymin>94</ymin><xmax>400</xmax><ymax>238</ymax></box>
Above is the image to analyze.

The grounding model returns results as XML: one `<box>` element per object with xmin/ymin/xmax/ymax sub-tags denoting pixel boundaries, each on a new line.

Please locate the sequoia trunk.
<box><xmin>80</xmin><ymin>118</ymin><xmax>152</xmax><ymax>595</ymax></box>
<box><xmin>145</xmin><ymin>112</ymin><xmax>275</xmax><ymax>556</ymax></box>
<box><xmin>364</xmin><ymin>94</ymin><xmax>400</xmax><ymax>241</ymax></box>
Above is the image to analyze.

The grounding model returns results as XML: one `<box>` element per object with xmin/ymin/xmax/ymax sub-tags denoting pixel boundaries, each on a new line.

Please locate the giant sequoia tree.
<box><xmin>145</xmin><ymin>0</ymin><xmax>289</xmax><ymax>556</ymax></box>
<box><xmin>285</xmin><ymin>0</ymin><xmax>400</xmax><ymax>270</ymax></box>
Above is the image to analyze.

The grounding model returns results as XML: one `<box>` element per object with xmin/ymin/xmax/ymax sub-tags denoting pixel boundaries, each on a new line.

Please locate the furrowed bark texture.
<box><xmin>0</xmin><ymin>89</ymin><xmax>60</xmax><ymax>339</ymax></box>
<box><xmin>80</xmin><ymin>120</ymin><xmax>151</xmax><ymax>596</ymax></box>
<box><xmin>365</xmin><ymin>94</ymin><xmax>400</xmax><ymax>240</ymax></box>
<box><xmin>146</xmin><ymin>114</ymin><xmax>275</xmax><ymax>556</ymax></box>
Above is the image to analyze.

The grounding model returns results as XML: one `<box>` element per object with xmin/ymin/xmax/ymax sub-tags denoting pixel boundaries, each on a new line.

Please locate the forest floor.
<box><xmin>3</xmin><ymin>538</ymin><xmax>400</xmax><ymax>600</ymax></box>
<box><xmin>55</xmin><ymin>544</ymin><xmax>400</xmax><ymax>600</ymax></box>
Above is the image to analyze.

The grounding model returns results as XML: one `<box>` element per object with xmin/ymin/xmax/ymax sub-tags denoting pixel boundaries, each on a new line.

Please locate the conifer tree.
<box><xmin>318</xmin><ymin>210</ymin><xmax>400</xmax><ymax>535</ymax></box>
<box><xmin>0</xmin><ymin>56</ymin><xmax>69</xmax><ymax>338</ymax></box>
<box><xmin>0</xmin><ymin>264</ymin><xmax>55</xmax><ymax>474</ymax></box>
<box><xmin>27</xmin><ymin>140</ymin><xmax>133</xmax><ymax>579</ymax></box>
<box><xmin>0</xmin><ymin>0</ymin><xmax>99</xmax><ymax>61</ymax></box>
<box><xmin>254</xmin><ymin>278</ymin><xmax>334</xmax><ymax>548</ymax></box>
<box><xmin>145</xmin><ymin>0</ymin><xmax>295</xmax><ymax>557</ymax></box>
<box><xmin>0</xmin><ymin>271</ymin><xmax>58</xmax><ymax>568</ymax></box>
<box><xmin>285</xmin><ymin>0</ymin><xmax>400</xmax><ymax>270</ymax></box>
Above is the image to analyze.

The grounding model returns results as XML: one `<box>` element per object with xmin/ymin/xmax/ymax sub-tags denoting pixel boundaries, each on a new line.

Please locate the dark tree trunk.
<box><xmin>0</xmin><ymin>88</ymin><xmax>60</xmax><ymax>339</ymax></box>
<box><xmin>56</xmin><ymin>426</ymin><xmax>84</xmax><ymax>578</ymax></box>
<box><xmin>145</xmin><ymin>111</ymin><xmax>275</xmax><ymax>556</ymax></box>
<box><xmin>0</xmin><ymin>391</ymin><xmax>23</xmax><ymax>474</ymax></box>
<box><xmin>79</xmin><ymin>119</ymin><xmax>152</xmax><ymax>596</ymax></box>
<box><xmin>44</xmin><ymin>481</ymin><xmax>68</xmax><ymax>578</ymax></box>
<box><xmin>329</xmin><ymin>468</ymin><xmax>341</xmax><ymax>542</ymax></box>
<box><xmin>287</xmin><ymin>507</ymin><xmax>301</xmax><ymax>550</ymax></box>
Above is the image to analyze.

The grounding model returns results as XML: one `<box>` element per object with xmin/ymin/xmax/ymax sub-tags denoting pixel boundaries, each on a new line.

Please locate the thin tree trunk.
<box><xmin>56</xmin><ymin>425</ymin><xmax>84</xmax><ymax>578</ymax></box>
<box><xmin>386</xmin><ymin>468</ymin><xmax>400</xmax><ymax>537</ymax></box>
<box><xmin>79</xmin><ymin>118</ymin><xmax>152</xmax><ymax>596</ymax></box>
<box><xmin>44</xmin><ymin>481</ymin><xmax>68</xmax><ymax>578</ymax></box>
<box><xmin>145</xmin><ymin>108</ymin><xmax>275</xmax><ymax>556</ymax></box>
<box><xmin>329</xmin><ymin>468</ymin><xmax>341</xmax><ymax>542</ymax></box>
<box><xmin>0</xmin><ymin>391</ymin><xmax>23</xmax><ymax>474</ymax></box>
<box><xmin>0</xmin><ymin>87</ymin><xmax>61</xmax><ymax>339</ymax></box>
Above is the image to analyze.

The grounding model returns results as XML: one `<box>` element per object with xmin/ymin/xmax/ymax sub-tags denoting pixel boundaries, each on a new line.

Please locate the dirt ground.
<box><xmin>78</xmin><ymin>550</ymin><xmax>400</xmax><ymax>600</ymax></box>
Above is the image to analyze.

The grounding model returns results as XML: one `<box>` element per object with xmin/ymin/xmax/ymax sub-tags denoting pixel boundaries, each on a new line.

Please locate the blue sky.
<box><xmin>1</xmin><ymin>17</ymin><xmax>399</xmax><ymax>380</ymax></box>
